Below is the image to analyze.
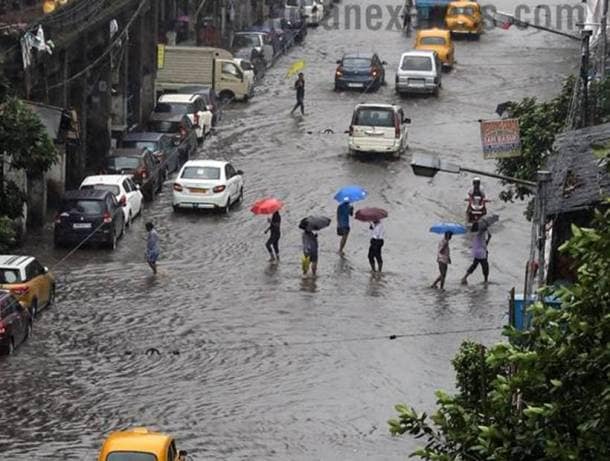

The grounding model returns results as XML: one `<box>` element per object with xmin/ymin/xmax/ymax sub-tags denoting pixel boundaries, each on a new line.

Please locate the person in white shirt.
<box><xmin>368</xmin><ymin>220</ymin><xmax>384</xmax><ymax>272</ymax></box>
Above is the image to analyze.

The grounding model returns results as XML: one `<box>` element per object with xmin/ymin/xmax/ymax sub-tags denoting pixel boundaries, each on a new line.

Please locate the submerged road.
<box><xmin>0</xmin><ymin>0</ymin><xmax>578</xmax><ymax>459</ymax></box>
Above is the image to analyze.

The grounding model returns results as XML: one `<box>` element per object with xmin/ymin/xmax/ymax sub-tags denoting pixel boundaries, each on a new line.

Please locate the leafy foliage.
<box><xmin>0</xmin><ymin>216</ymin><xmax>16</xmax><ymax>253</ymax></box>
<box><xmin>0</xmin><ymin>97</ymin><xmax>58</xmax><ymax>177</ymax></box>
<box><xmin>496</xmin><ymin>76</ymin><xmax>574</xmax><ymax>203</ymax></box>
<box><xmin>0</xmin><ymin>179</ymin><xmax>27</xmax><ymax>219</ymax></box>
<box><xmin>389</xmin><ymin>205</ymin><xmax>610</xmax><ymax>460</ymax></box>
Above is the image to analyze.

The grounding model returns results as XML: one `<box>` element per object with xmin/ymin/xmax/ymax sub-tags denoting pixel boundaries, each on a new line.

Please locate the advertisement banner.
<box><xmin>480</xmin><ymin>118</ymin><xmax>522</xmax><ymax>159</ymax></box>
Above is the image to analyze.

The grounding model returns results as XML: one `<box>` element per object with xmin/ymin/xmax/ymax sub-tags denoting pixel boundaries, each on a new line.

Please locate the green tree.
<box><xmin>389</xmin><ymin>205</ymin><xmax>610</xmax><ymax>460</ymax></box>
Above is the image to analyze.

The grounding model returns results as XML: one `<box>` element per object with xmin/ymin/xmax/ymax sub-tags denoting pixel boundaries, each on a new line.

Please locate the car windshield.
<box><xmin>303</xmin><ymin>0</ymin><xmax>314</xmax><ymax>5</ymax></box>
<box><xmin>181</xmin><ymin>166</ymin><xmax>221</xmax><ymax>180</ymax></box>
<box><xmin>122</xmin><ymin>141</ymin><xmax>159</xmax><ymax>151</ymax></box>
<box><xmin>61</xmin><ymin>199</ymin><xmax>104</xmax><ymax>215</ymax></box>
<box><xmin>401</xmin><ymin>56</ymin><xmax>433</xmax><ymax>71</ymax></box>
<box><xmin>148</xmin><ymin>120</ymin><xmax>181</xmax><ymax>133</ymax></box>
<box><xmin>343</xmin><ymin>57</ymin><xmax>371</xmax><ymax>68</ymax></box>
<box><xmin>106</xmin><ymin>157</ymin><xmax>141</xmax><ymax>169</ymax></box>
<box><xmin>286</xmin><ymin>0</ymin><xmax>300</xmax><ymax>6</ymax></box>
<box><xmin>449</xmin><ymin>6</ymin><xmax>475</xmax><ymax>15</ymax></box>
<box><xmin>234</xmin><ymin>35</ymin><xmax>259</xmax><ymax>48</ymax></box>
<box><xmin>0</xmin><ymin>268</ymin><xmax>22</xmax><ymax>284</ymax></box>
<box><xmin>420</xmin><ymin>36</ymin><xmax>446</xmax><ymax>45</ymax></box>
<box><xmin>154</xmin><ymin>102</ymin><xmax>191</xmax><ymax>114</ymax></box>
<box><xmin>354</xmin><ymin>109</ymin><xmax>395</xmax><ymax>127</ymax></box>
<box><xmin>106</xmin><ymin>453</ymin><xmax>157</xmax><ymax>461</ymax></box>
<box><xmin>81</xmin><ymin>184</ymin><xmax>120</xmax><ymax>196</ymax></box>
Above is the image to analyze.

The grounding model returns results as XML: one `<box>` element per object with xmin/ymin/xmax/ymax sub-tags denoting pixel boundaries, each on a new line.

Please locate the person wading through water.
<box><xmin>264</xmin><ymin>210</ymin><xmax>281</xmax><ymax>262</ymax></box>
<box><xmin>290</xmin><ymin>72</ymin><xmax>305</xmax><ymax>116</ymax></box>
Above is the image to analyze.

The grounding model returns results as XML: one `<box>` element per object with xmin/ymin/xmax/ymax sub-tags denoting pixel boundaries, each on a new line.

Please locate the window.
<box><xmin>127</xmin><ymin>178</ymin><xmax>138</xmax><ymax>191</ymax></box>
<box><xmin>181</xmin><ymin>166</ymin><xmax>221</xmax><ymax>180</ymax></box>
<box><xmin>401</xmin><ymin>56</ymin><xmax>433</xmax><ymax>71</ymax></box>
<box><xmin>342</xmin><ymin>57</ymin><xmax>372</xmax><ymax>68</ymax></box>
<box><xmin>122</xmin><ymin>141</ymin><xmax>159</xmax><ymax>152</ymax></box>
<box><xmin>122</xmin><ymin>180</ymin><xmax>132</xmax><ymax>193</ymax></box>
<box><xmin>240</xmin><ymin>60</ymin><xmax>253</xmax><ymax>71</ymax></box>
<box><xmin>354</xmin><ymin>109</ymin><xmax>395</xmax><ymax>127</ymax></box>
<box><xmin>25</xmin><ymin>260</ymin><xmax>44</xmax><ymax>281</ymax></box>
<box><xmin>61</xmin><ymin>199</ymin><xmax>105</xmax><ymax>215</ymax></box>
<box><xmin>420</xmin><ymin>37</ymin><xmax>446</xmax><ymax>46</ymax></box>
<box><xmin>154</xmin><ymin>102</ymin><xmax>189</xmax><ymax>114</ymax></box>
<box><xmin>222</xmin><ymin>62</ymin><xmax>241</xmax><ymax>78</ymax></box>
<box><xmin>81</xmin><ymin>184</ymin><xmax>121</xmax><ymax>196</ymax></box>
<box><xmin>233</xmin><ymin>35</ymin><xmax>259</xmax><ymax>48</ymax></box>
<box><xmin>226</xmin><ymin>164</ymin><xmax>237</xmax><ymax>178</ymax></box>
<box><xmin>147</xmin><ymin>120</ymin><xmax>181</xmax><ymax>133</ymax></box>
<box><xmin>106</xmin><ymin>453</ymin><xmax>157</xmax><ymax>461</ymax></box>
<box><xmin>106</xmin><ymin>196</ymin><xmax>116</xmax><ymax>211</ymax></box>
<box><xmin>167</xmin><ymin>441</ymin><xmax>177</xmax><ymax>461</ymax></box>
<box><xmin>0</xmin><ymin>268</ymin><xmax>21</xmax><ymax>284</ymax></box>
<box><xmin>106</xmin><ymin>157</ymin><xmax>141</xmax><ymax>170</ymax></box>
<box><xmin>449</xmin><ymin>6</ymin><xmax>475</xmax><ymax>15</ymax></box>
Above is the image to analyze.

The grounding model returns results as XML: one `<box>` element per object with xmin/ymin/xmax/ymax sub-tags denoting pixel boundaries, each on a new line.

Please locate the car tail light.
<box><xmin>335</xmin><ymin>67</ymin><xmax>343</xmax><ymax>77</ymax></box>
<box><xmin>103</xmin><ymin>211</ymin><xmax>112</xmax><ymax>224</ymax></box>
<box><xmin>118</xmin><ymin>195</ymin><xmax>126</xmax><ymax>206</ymax></box>
<box><xmin>394</xmin><ymin>116</ymin><xmax>400</xmax><ymax>139</ymax></box>
<box><xmin>10</xmin><ymin>286</ymin><xmax>29</xmax><ymax>297</ymax></box>
<box><xmin>173</xmin><ymin>183</ymin><xmax>183</xmax><ymax>192</ymax></box>
<box><xmin>213</xmin><ymin>185</ymin><xmax>226</xmax><ymax>193</ymax></box>
<box><xmin>0</xmin><ymin>320</ymin><xmax>5</xmax><ymax>335</ymax></box>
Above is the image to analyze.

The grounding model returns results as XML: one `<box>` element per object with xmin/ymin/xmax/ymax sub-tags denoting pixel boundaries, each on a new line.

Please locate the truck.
<box><xmin>155</xmin><ymin>46</ymin><xmax>253</xmax><ymax>103</ymax></box>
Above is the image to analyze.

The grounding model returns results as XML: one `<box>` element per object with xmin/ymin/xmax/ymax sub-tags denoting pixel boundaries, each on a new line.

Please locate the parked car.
<box><xmin>174</xmin><ymin>85</ymin><xmax>222</xmax><ymax>126</ymax></box>
<box><xmin>231</xmin><ymin>31</ymin><xmax>274</xmax><ymax>68</ymax></box>
<box><xmin>347</xmin><ymin>103</ymin><xmax>411</xmax><ymax>157</ymax></box>
<box><xmin>282</xmin><ymin>15</ymin><xmax>308</xmax><ymax>43</ymax></box>
<box><xmin>172</xmin><ymin>160</ymin><xmax>244</xmax><ymax>213</ymax></box>
<box><xmin>104</xmin><ymin>148</ymin><xmax>164</xmax><ymax>201</ymax></box>
<box><xmin>147</xmin><ymin>113</ymin><xmax>198</xmax><ymax>168</ymax></box>
<box><xmin>233</xmin><ymin>47</ymin><xmax>266</xmax><ymax>78</ymax></box>
<box><xmin>415</xmin><ymin>28</ymin><xmax>455</xmax><ymax>68</ymax></box>
<box><xmin>0</xmin><ymin>290</ymin><xmax>31</xmax><ymax>355</ymax></box>
<box><xmin>54</xmin><ymin>189</ymin><xmax>126</xmax><ymax>250</ymax></box>
<box><xmin>445</xmin><ymin>1</ymin><xmax>483</xmax><ymax>38</ymax></box>
<box><xmin>80</xmin><ymin>175</ymin><xmax>143</xmax><ymax>228</ymax></box>
<box><xmin>262</xmin><ymin>18</ymin><xmax>294</xmax><ymax>51</ymax></box>
<box><xmin>234</xmin><ymin>58</ymin><xmax>255</xmax><ymax>88</ymax></box>
<box><xmin>283</xmin><ymin>2</ymin><xmax>308</xmax><ymax>42</ymax></box>
<box><xmin>153</xmin><ymin>94</ymin><xmax>212</xmax><ymax>142</ymax></box>
<box><xmin>335</xmin><ymin>52</ymin><xmax>386</xmax><ymax>91</ymax></box>
<box><xmin>98</xmin><ymin>427</ymin><xmax>191</xmax><ymax>461</ymax></box>
<box><xmin>303</xmin><ymin>0</ymin><xmax>324</xmax><ymax>26</ymax></box>
<box><xmin>395</xmin><ymin>50</ymin><xmax>442</xmax><ymax>96</ymax></box>
<box><xmin>246</xmin><ymin>25</ymin><xmax>283</xmax><ymax>57</ymax></box>
<box><xmin>0</xmin><ymin>255</ymin><xmax>55</xmax><ymax>318</ymax></box>
<box><xmin>121</xmin><ymin>132</ymin><xmax>180</xmax><ymax>174</ymax></box>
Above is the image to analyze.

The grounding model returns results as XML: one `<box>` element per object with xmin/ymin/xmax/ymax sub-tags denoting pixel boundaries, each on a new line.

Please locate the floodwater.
<box><xmin>0</xmin><ymin>0</ymin><xmax>578</xmax><ymax>459</ymax></box>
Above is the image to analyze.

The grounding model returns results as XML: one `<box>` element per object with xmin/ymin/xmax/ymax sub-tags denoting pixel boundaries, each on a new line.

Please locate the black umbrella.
<box><xmin>477</xmin><ymin>214</ymin><xmax>499</xmax><ymax>231</ymax></box>
<box><xmin>299</xmin><ymin>216</ymin><xmax>331</xmax><ymax>231</ymax></box>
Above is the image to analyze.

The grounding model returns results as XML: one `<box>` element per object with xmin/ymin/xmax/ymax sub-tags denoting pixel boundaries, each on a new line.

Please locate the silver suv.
<box><xmin>395</xmin><ymin>50</ymin><xmax>442</xmax><ymax>97</ymax></box>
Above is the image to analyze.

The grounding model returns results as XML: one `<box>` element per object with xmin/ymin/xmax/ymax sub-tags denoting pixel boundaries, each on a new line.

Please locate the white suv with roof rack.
<box><xmin>154</xmin><ymin>94</ymin><xmax>212</xmax><ymax>142</ymax></box>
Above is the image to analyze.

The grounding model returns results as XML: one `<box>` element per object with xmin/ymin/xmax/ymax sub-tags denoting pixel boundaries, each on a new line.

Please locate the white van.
<box><xmin>395</xmin><ymin>50</ymin><xmax>442</xmax><ymax>96</ymax></box>
<box><xmin>347</xmin><ymin>104</ymin><xmax>411</xmax><ymax>157</ymax></box>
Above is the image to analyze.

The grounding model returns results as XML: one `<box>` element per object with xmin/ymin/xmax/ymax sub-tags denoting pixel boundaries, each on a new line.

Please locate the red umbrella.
<box><xmin>251</xmin><ymin>198</ymin><xmax>283</xmax><ymax>215</ymax></box>
<box><xmin>355</xmin><ymin>207</ymin><xmax>388</xmax><ymax>222</ymax></box>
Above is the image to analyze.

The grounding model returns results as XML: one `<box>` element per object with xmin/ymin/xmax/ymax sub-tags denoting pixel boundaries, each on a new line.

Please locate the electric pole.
<box><xmin>581</xmin><ymin>29</ymin><xmax>593</xmax><ymax>127</ymax></box>
<box><xmin>602</xmin><ymin>0</ymin><xmax>608</xmax><ymax>79</ymax></box>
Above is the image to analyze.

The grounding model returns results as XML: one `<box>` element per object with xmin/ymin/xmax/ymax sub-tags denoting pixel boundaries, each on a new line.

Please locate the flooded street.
<box><xmin>0</xmin><ymin>1</ymin><xmax>578</xmax><ymax>459</ymax></box>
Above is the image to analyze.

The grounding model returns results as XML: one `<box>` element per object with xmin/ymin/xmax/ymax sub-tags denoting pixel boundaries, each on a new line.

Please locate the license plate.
<box><xmin>73</xmin><ymin>223</ymin><xmax>92</xmax><ymax>229</ymax></box>
<box><xmin>348</xmin><ymin>83</ymin><xmax>363</xmax><ymax>88</ymax></box>
<box><xmin>189</xmin><ymin>188</ymin><xmax>207</xmax><ymax>193</ymax></box>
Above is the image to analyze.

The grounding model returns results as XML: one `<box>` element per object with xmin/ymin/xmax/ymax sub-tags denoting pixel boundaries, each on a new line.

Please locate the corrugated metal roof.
<box><xmin>545</xmin><ymin>122</ymin><xmax>610</xmax><ymax>216</ymax></box>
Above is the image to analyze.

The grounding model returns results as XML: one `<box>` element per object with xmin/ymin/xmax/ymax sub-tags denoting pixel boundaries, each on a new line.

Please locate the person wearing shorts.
<box><xmin>302</xmin><ymin>229</ymin><xmax>319</xmax><ymax>276</ymax></box>
<box><xmin>431</xmin><ymin>232</ymin><xmax>452</xmax><ymax>289</ymax></box>
<box><xmin>337</xmin><ymin>198</ymin><xmax>354</xmax><ymax>255</ymax></box>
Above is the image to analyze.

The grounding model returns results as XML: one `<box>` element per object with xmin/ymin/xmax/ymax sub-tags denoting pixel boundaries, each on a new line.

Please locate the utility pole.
<box><xmin>602</xmin><ymin>0</ymin><xmax>609</xmax><ymax>79</ymax></box>
<box><xmin>581</xmin><ymin>29</ymin><xmax>593</xmax><ymax>127</ymax></box>
<box><xmin>535</xmin><ymin>171</ymin><xmax>552</xmax><ymax>297</ymax></box>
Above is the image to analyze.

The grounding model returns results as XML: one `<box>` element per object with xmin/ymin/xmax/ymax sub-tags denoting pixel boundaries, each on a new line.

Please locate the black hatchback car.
<box><xmin>104</xmin><ymin>147</ymin><xmax>164</xmax><ymax>201</ymax></box>
<box><xmin>0</xmin><ymin>290</ymin><xmax>31</xmax><ymax>355</ymax></box>
<box><xmin>54</xmin><ymin>189</ymin><xmax>126</xmax><ymax>250</ymax></box>
<box><xmin>147</xmin><ymin>113</ymin><xmax>198</xmax><ymax>167</ymax></box>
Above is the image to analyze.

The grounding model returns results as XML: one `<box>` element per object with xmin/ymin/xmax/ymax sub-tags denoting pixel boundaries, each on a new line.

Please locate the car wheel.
<box><xmin>172</xmin><ymin>204</ymin><xmax>180</xmax><ymax>213</ymax></box>
<box><xmin>7</xmin><ymin>337</ymin><xmax>15</xmax><ymax>355</ymax></box>
<box><xmin>47</xmin><ymin>285</ymin><xmax>55</xmax><ymax>307</ymax></box>
<box><xmin>238</xmin><ymin>187</ymin><xmax>244</xmax><ymax>203</ymax></box>
<box><xmin>108</xmin><ymin>229</ymin><xmax>117</xmax><ymax>251</ymax></box>
<box><xmin>25</xmin><ymin>320</ymin><xmax>32</xmax><ymax>340</ymax></box>
<box><xmin>222</xmin><ymin>197</ymin><xmax>231</xmax><ymax>214</ymax></box>
<box><xmin>119</xmin><ymin>221</ymin><xmax>125</xmax><ymax>239</ymax></box>
<box><xmin>219</xmin><ymin>91</ymin><xmax>235</xmax><ymax>105</ymax></box>
<box><xmin>126</xmin><ymin>211</ymin><xmax>132</xmax><ymax>228</ymax></box>
<box><xmin>30</xmin><ymin>298</ymin><xmax>38</xmax><ymax>319</ymax></box>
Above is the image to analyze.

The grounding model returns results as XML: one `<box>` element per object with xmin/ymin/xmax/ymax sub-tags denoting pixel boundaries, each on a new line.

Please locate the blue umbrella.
<box><xmin>430</xmin><ymin>223</ymin><xmax>467</xmax><ymax>235</ymax></box>
<box><xmin>334</xmin><ymin>185</ymin><xmax>368</xmax><ymax>203</ymax></box>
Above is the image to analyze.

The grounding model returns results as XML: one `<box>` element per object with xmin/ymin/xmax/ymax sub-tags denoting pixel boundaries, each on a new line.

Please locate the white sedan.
<box><xmin>80</xmin><ymin>175</ymin><xmax>143</xmax><ymax>227</ymax></box>
<box><xmin>172</xmin><ymin>160</ymin><xmax>244</xmax><ymax>213</ymax></box>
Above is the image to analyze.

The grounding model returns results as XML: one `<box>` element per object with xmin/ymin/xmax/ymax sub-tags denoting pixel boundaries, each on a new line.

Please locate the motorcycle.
<box><xmin>466</xmin><ymin>194</ymin><xmax>489</xmax><ymax>223</ymax></box>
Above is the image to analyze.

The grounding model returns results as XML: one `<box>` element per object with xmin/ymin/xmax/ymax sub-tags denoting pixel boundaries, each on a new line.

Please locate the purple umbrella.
<box><xmin>355</xmin><ymin>207</ymin><xmax>388</xmax><ymax>222</ymax></box>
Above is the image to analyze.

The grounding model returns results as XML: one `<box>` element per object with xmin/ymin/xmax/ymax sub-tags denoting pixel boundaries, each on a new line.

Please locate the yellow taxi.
<box><xmin>445</xmin><ymin>1</ymin><xmax>483</xmax><ymax>37</ymax></box>
<box><xmin>415</xmin><ymin>28</ymin><xmax>455</xmax><ymax>68</ymax></box>
<box><xmin>0</xmin><ymin>255</ymin><xmax>55</xmax><ymax>318</ymax></box>
<box><xmin>98</xmin><ymin>427</ymin><xmax>189</xmax><ymax>461</ymax></box>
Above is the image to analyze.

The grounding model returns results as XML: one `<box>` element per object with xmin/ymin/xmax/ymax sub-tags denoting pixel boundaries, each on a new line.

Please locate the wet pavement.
<box><xmin>0</xmin><ymin>1</ymin><xmax>579</xmax><ymax>459</ymax></box>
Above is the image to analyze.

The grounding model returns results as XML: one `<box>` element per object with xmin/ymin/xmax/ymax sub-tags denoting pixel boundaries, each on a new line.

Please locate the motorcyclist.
<box><xmin>468</xmin><ymin>177</ymin><xmax>486</xmax><ymax>200</ymax></box>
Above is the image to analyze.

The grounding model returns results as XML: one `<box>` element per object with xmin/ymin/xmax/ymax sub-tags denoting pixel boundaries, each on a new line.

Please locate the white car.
<box><xmin>347</xmin><ymin>104</ymin><xmax>411</xmax><ymax>157</ymax></box>
<box><xmin>303</xmin><ymin>0</ymin><xmax>324</xmax><ymax>25</ymax></box>
<box><xmin>80</xmin><ymin>175</ymin><xmax>143</xmax><ymax>227</ymax></box>
<box><xmin>234</xmin><ymin>58</ymin><xmax>255</xmax><ymax>88</ymax></box>
<box><xmin>172</xmin><ymin>160</ymin><xmax>244</xmax><ymax>213</ymax></box>
<box><xmin>155</xmin><ymin>93</ymin><xmax>212</xmax><ymax>141</ymax></box>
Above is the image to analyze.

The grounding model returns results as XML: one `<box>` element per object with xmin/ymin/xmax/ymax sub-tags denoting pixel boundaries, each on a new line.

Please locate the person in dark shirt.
<box><xmin>290</xmin><ymin>72</ymin><xmax>305</xmax><ymax>116</ymax></box>
<box><xmin>302</xmin><ymin>229</ymin><xmax>318</xmax><ymax>276</ymax></box>
<box><xmin>264</xmin><ymin>211</ymin><xmax>281</xmax><ymax>262</ymax></box>
<box><xmin>336</xmin><ymin>198</ymin><xmax>354</xmax><ymax>255</ymax></box>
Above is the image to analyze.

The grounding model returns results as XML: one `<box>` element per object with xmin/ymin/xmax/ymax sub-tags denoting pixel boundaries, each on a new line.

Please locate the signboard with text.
<box><xmin>480</xmin><ymin>118</ymin><xmax>522</xmax><ymax>159</ymax></box>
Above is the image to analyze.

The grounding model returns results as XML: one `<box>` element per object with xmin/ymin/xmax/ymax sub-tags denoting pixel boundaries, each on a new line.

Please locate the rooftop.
<box><xmin>545</xmin><ymin>122</ymin><xmax>610</xmax><ymax>216</ymax></box>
